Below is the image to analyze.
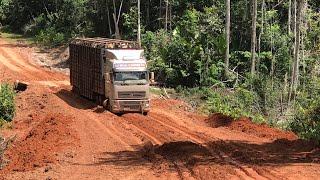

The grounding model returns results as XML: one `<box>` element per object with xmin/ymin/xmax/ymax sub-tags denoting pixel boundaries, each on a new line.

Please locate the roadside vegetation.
<box><xmin>0</xmin><ymin>0</ymin><xmax>320</xmax><ymax>143</ymax></box>
<box><xmin>0</xmin><ymin>83</ymin><xmax>15</xmax><ymax>126</ymax></box>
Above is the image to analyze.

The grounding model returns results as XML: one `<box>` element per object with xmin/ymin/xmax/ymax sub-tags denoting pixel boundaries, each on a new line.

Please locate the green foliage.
<box><xmin>142</xmin><ymin>30</ymin><xmax>172</xmax><ymax>83</ymax></box>
<box><xmin>289</xmin><ymin>76</ymin><xmax>320</xmax><ymax>143</ymax></box>
<box><xmin>0</xmin><ymin>83</ymin><xmax>15</xmax><ymax>123</ymax></box>
<box><xmin>1</xmin><ymin>0</ymin><xmax>91</xmax><ymax>46</ymax></box>
<box><xmin>142</xmin><ymin>7</ymin><xmax>224</xmax><ymax>87</ymax></box>
<box><xmin>35</xmin><ymin>27</ymin><xmax>65</xmax><ymax>46</ymax></box>
<box><xmin>206</xmin><ymin>88</ymin><xmax>265</xmax><ymax>123</ymax></box>
<box><xmin>0</xmin><ymin>0</ymin><xmax>10</xmax><ymax>21</ymax></box>
<box><xmin>291</xmin><ymin>98</ymin><xmax>320</xmax><ymax>143</ymax></box>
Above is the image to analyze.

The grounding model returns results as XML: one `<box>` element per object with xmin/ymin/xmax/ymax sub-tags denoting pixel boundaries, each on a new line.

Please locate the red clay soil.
<box><xmin>205</xmin><ymin>113</ymin><xmax>233</xmax><ymax>128</ymax></box>
<box><xmin>206</xmin><ymin>114</ymin><xmax>297</xmax><ymax>140</ymax></box>
<box><xmin>2</xmin><ymin>113</ymin><xmax>77</xmax><ymax>173</ymax></box>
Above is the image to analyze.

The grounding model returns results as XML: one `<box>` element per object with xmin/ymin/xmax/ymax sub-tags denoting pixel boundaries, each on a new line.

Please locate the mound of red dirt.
<box><xmin>2</xmin><ymin>113</ymin><xmax>78</xmax><ymax>172</ymax></box>
<box><xmin>205</xmin><ymin>114</ymin><xmax>233</xmax><ymax>128</ymax></box>
<box><xmin>206</xmin><ymin>114</ymin><xmax>297</xmax><ymax>140</ymax></box>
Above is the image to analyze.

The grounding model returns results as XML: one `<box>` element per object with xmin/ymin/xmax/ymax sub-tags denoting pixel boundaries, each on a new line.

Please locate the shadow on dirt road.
<box><xmin>92</xmin><ymin>140</ymin><xmax>319</xmax><ymax>170</ymax></box>
<box><xmin>54</xmin><ymin>89</ymin><xmax>99</xmax><ymax>110</ymax></box>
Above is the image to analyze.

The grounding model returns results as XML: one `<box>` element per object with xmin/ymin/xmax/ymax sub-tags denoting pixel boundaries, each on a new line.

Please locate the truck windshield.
<box><xmin>114</xmin><ymin>71</ymin><xmax>148</xmax><ymax>85</ymax></box>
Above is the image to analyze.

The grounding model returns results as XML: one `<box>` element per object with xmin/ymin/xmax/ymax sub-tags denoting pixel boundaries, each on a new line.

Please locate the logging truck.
<box><xmin>69</xmin><ymin>38</ymin><xmax>154</xmax><ymax>115</ymax></box>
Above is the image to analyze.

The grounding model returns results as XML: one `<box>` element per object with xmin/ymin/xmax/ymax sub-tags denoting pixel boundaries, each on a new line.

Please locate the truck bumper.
<box><xmin>111</xmin><ymin>99</ymin><xmax>150</xmax><ymax>113</ymax></box>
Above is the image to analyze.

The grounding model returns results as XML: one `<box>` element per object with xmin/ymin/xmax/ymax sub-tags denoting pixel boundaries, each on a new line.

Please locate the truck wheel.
<box><xmin>103</xmin><ymin>99</ymin><xmax>112</xmax><ymax>112</ymax></box>
<box><xmin>107</xmin><ymin>101</ymin><xmax>113</xmax><ymax>112</ymax></box>
<box><xmin>143</xmin><ymin>112</ymin><xmax>148</xmax><ymax>116</ymax></box>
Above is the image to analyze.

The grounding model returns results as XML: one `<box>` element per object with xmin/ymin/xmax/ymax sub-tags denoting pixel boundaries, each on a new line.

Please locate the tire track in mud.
<box><xmin>0</xmin><ymin>54</ymin><xmax>23</xmax><ymax>72</ymax></box>
<box><xmin>116</xmin><ymin>114</ymin><xmax>216</xmax><ymax>179</ymax></box>
<box><xmin>120</xmin><ymin>113</ymin><xmax>183</xmax><ymax>144</ymax></box>
<box><xmin>149</xmin><ymin>113</ymin><xmax>262</xmax><ymax>180</ymax></box>
<box><xmin>122</xmin><ymin>113</ymin><xmax>280</xmax><ymax>179</ymax></box>
<box><xmin>52</xmin><ymin>94</ymin><xmax>138</xmax><ymax>152</ymax></box>
<box><xmin>0</xmin><ymin>41</ymin><xmax>66</xmax><ymax>83</ymax></box>
<box><xmin>0</xmin><ymin>44</ymin><xmax>41</xmax><ymax>73</ymax></box>
<box><xmin>149</xmin><ymin>111</ymin><xmax>281</xmax><ymax>180</ymax></box>
<box><xmin>122</xmin><ymin>111</ymin><xmax>276</xmax><ymax>180</ymax></box>
<box><xmin>117</xmin><ymin>113</ymin><xmax>201</xmax><ymax>179</ymax></box>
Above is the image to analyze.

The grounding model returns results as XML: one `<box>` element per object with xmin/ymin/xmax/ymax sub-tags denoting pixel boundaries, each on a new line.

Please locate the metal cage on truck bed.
<box><xmin>69</xmin><ymin>38</ymin><xmax>140</xmax><ymax>103</ymax></box>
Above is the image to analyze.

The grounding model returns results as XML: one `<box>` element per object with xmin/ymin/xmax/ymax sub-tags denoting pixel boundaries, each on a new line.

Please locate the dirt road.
<box><xmin>0</xmin><ymin>37</ymin><xmax>319</xmax><ymax>180</ymax></box>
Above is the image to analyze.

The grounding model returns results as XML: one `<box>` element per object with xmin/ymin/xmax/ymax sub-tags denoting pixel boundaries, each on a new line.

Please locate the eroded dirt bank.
<box><xmin>0</xmin><ymin>37</ymin><xmax>319</xmax><ymax>180</ymax></box>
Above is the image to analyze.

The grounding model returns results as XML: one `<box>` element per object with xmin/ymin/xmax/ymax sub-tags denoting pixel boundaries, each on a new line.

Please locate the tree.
<box><xmin>106</xmin><ymin>0</ymin><xmax>112</xmax><ymax>37</ymax></box>
<box><xmin>257</xmin><ymin>0</ymin><xmax>265</xmax><ymax>73</ymax></box>
<box><xmin>165</xmin><ymin>0</ymin><xmax>168</xmax><ymax>31</ymax></box>
<box><xmin>289</xmin><ymin>0</ymin><xmax>305</xmax><ymax>101</ymax></box>
<box><xmin>250</xmin><ymin>0</ymin><xmax>258</xmax><ymax>76</ymax></box>
<box><xmin>137</xmin><ymin>0</ymin><xmax>141</xmax><ymax>47</ymax></box>
<box><xmin>112</xmin><ymin>0</ymin><xmax>123</xmax><ymax>39</ymax></box>
<box><xmin>288</xmin><ymin>0</ymin><xmax>292</xmax><ymax>34</ymax></box>
<box><xmin>224</xmin><ymin>0</ymin><xmax>230</xmax><ymax>78</ymax></box>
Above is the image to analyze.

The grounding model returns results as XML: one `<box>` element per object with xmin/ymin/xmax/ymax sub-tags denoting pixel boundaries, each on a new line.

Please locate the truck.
<box><xmin>69</xmin><ymin>38</ymin><xmax>154</xmax><ymax>115</ymax></box>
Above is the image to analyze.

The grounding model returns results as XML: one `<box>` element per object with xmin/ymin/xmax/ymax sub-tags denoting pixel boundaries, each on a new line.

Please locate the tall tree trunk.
<box><xmin>169</xmin><ymin>2</ymin><xmax>172</xmax><ymax>30</ymax></box>
<box><xmin>112</xmin><ymin>0</ymin><xmax>123</xmax><ymax>39</ymax></box>
<box><xmin>301</xmin><ymin>0</ymin><xmax>307</xmax><ymax>91</ymax></box>
<box><xmin>224</xmin><ymin>0</ymin><xmax>231</xmax><ymax>78</ymax></box>
<box><xmin>293</xmin><ymin>0</ymin><xmax>297</xmax><ymax>58</ymax></box>
<box><xmin>106</xmin><ymin>0</ymin><xmax>112</xmax><ymax>37</ymax></box>
<box><xmin>159</xmin><ymin>0</ymin><xmax>162</xmax><ymax>27</ymax></box>
<box><xmin>289</xmin><ymin>0</ymin><xmax>304</xmax><ymax>101</ymax></box>
<box><xmin>165</xmin><ymin>0</ymin><xmax>168</xmax><ymax>31</ymax></box>
<box><xmin>137</xmin><ymin>0</ymin><xmax>141</xmax><ymax>47</ymax></box>
<box><xmin>250</xmin><ymin>0</ymin><xmax>258</xmax><ymax>76</ymax></box>
<box><xmin>288</xmin><ymin>0</ymin><xmax>292</xmax><ymax>34</ymax></box>
<box><xmin>257</xmin><ymin>0</ymin><xmax>265</xmax><ymax>73</ymax></box>
<box><xmin>113</xmin><ymin>14</ymin><xmax>121</xmax><ymax>39</ymax></box>
<box><xmin>146</xmin><ymin>0</ymin><xmax>150</xmax><ymax>26</ymax></box>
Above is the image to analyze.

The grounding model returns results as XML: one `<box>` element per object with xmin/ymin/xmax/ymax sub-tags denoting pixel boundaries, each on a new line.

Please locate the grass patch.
<box><xmin>150</xmin><ymin>87</ymin><xmax>164</xmax><ymax>96</ymax></box>
<box><xmin>150</xmin><ymin>87</ymin><xmax>176</xmax><ymax>97</ymax></box>
<box><xmin>0</xmin><ymin>32</ymin><xmax>35</xmax><ymax>45</ymax></box>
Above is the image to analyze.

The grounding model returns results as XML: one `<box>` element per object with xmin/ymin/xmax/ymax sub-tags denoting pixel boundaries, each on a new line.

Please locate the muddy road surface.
<box><xmin>0</xmin><ymin>38</ymin><xmax>319</xmax><ymax>180</ymax></box>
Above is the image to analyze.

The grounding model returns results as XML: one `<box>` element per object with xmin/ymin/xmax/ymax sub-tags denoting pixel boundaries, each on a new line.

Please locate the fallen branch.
<box><xmin>162</xmin><ymin>87</ymin><xmax>170</xmax><ymax>99</ymax></box>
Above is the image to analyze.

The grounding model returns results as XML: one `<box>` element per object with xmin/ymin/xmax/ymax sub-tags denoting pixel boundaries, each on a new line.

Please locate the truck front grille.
<box><xmin>120</xmin><ymin>101</ymin><xmax>141</xmax><ymax>110</ymax></box>
<box><xmin>118</xmin><ymin>91</ymin><xmax>146</xmax><ymax>99</ymax></box>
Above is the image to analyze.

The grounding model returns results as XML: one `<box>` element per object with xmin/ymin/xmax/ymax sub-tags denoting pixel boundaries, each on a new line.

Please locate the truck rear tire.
<box><xmin>143</xmin><ymin>112</ymin><xmax>148</xmax><ymax>116</ymax></box>
<box><xmin>95</xmin><ymin>94</ymin><xmax>105</xmax><ymax>106</ymax></box>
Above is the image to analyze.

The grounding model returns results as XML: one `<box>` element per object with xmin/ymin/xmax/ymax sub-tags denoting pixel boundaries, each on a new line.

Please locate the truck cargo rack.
<box><xmin>71</xmin><ymin>37</ymin><xmax>140</xmax><ymax>49</ymax></box>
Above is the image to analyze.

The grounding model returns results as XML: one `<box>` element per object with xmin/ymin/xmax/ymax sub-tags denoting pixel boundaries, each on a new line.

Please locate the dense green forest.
<box><xmin>0</xmin><ymin>0</ymin><xmax>320</xmax><ymax>142</ymax></box>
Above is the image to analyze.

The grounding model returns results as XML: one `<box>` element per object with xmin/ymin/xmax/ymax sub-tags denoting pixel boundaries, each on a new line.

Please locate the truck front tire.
<box><xmin>103</xmin><ymin>99</ymin><xmax>112</xmax><ymax>112</ymax></box>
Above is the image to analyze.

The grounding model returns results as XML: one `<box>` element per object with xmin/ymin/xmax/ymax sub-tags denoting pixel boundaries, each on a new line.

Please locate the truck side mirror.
<box><xmin>105</xmin><ymin>73</ymin><xmax>111</xmax><ymax>83</ymax></box>
<box><xmin>150</xmin><ymin>72</ymin><xmax>155</xmax><ymax>83</ymax></box>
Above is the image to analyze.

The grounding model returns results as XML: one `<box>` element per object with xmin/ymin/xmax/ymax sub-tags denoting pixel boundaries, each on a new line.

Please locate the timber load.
<box><xmin>71</xmin><ymin>37</ymin><xmax>140</xmax><ymax>49</ymax></box>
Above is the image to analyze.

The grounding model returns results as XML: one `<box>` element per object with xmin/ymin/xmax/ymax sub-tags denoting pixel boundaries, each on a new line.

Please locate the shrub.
<box><xmin>0</xmin><ymin>83</ymin><xmax>15</xmax><ymax>122</ymax></box>
<box><xmin>35</xmin><ymin>27</ymin><xmax>65</xmax><ymax>46</ymax></box>
<box><xmin>207</xmin><ymin>87</ymin><xmax>265</xmax><ymax>123</ymax></box>
<box><xmin>290</xmin><ymin>96</ymin><xmax>320</xmax><ymax>143</ymax></box>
